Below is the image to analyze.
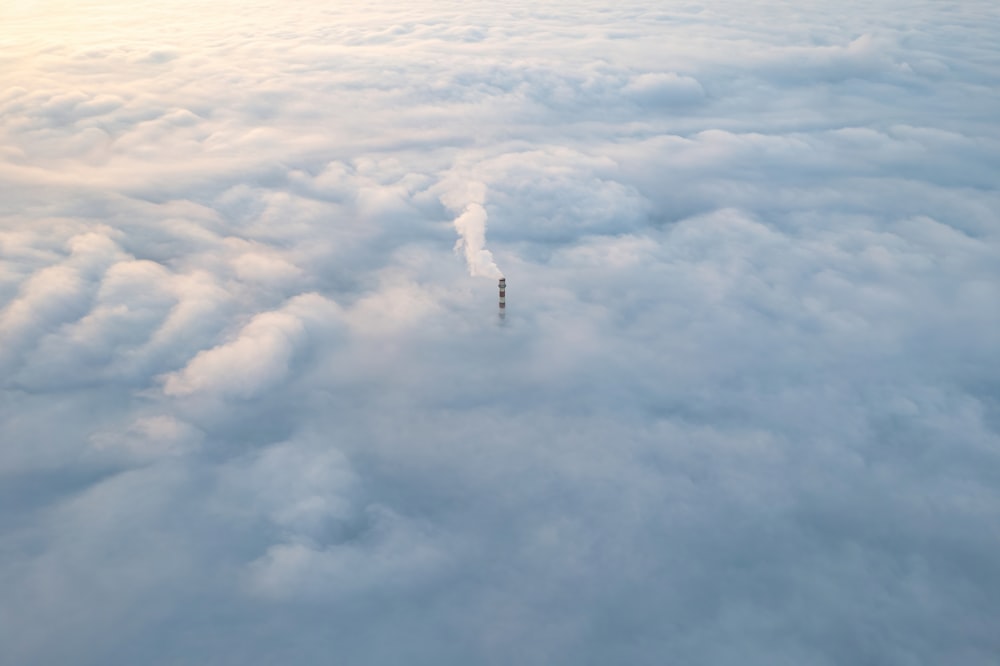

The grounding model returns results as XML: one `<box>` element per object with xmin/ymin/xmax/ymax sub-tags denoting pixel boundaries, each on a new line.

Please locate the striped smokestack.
<box><xmin>498</xmin><ymin>277</ymin><xmax>506</xmax><ymax>319</ymax></box>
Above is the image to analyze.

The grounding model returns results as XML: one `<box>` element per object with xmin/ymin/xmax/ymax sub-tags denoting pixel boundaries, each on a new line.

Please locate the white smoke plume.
<box><xmin>441</xmin><ymin>180</ymin><xmax>503</xmax><ymax>279</ymax></box>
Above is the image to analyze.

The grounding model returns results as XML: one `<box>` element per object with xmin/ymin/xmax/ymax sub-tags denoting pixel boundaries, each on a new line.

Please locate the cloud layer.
<box><xmin>2</xmin><ymin>0</ymin><xmax>999</xmax><ymax>664</ymax></box>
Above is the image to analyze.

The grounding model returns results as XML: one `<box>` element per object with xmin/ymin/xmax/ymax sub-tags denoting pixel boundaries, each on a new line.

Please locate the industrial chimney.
<box><xmin>498</xmin><ymin>277</ymin><xmax>506</xmax><ymax>320</ymax></box>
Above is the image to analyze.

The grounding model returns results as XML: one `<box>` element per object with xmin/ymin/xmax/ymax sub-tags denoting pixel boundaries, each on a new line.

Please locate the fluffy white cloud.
<box><xmin>1</xmin><ymin>0</ymin><xmax>999</xmax><ymax>664</ymax></box>
<box><xmin>162</xmin><ymin>307</ymin><xmax>306</xmax><ymax>398</ymax></box>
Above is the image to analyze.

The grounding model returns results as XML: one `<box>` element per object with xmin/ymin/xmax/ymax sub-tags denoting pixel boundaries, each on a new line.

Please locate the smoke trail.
<box><xmin>441</xmin><ymin>181</ymin><xmax>503</xmax><ymax>279</ymax></box>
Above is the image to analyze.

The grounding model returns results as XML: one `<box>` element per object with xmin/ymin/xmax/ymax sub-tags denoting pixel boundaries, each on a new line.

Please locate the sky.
<box><xmin>1</xmin><ymin>0</ymin><xmax>999</xmax><ymax>664</ymax></box>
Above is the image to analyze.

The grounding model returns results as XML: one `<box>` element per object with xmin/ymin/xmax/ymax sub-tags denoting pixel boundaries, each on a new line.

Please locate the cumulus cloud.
<box><xmin>162</xmin><ymin>307</ymin><xmax>305</xmax><ymax>398</ymax></box>
<box><xmin>1</xmin><ymin>0</ymin><xmax>999</xmax><ymax>664</ymax></box>
<box><xmin>623</xmin><ymin>71</ymin><xmax>705</xmax><ymax>105</ymax></box>
<box><xmin>90</xmin><ymin>414</ymin><xmax>203</xmax><ymax>459</ymax></box>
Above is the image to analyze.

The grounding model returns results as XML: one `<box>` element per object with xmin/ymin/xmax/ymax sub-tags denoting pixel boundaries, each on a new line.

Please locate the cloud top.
<box><xmin>1</xmin><ymin>0</ymin><xmax>999</xmax><ymax>664</ymax></box>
